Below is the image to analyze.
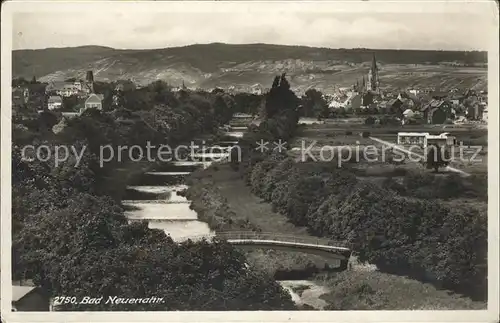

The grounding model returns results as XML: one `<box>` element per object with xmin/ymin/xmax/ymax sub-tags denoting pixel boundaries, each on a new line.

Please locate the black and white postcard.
<box><xmin>1</xmin><ymin>1</ymin><xmax>499</xmax><ymax>322</ymax></box>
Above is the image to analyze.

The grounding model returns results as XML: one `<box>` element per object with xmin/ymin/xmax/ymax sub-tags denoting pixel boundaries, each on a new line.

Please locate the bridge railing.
<box><xmin>185</xmin><ymin>231</ymin><xmax>349</xmax><ymax>248</ymax></box>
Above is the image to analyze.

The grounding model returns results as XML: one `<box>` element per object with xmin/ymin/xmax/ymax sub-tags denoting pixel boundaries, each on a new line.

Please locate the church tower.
<box><xmin>85</xmin><ymin>70</ymin><xmax>95</xmax><ymax>93</ymax></box>
<box><xmin>367</xmin><ymin>54</ymin><xmax>379</xmax><ymax>92</ymax></box>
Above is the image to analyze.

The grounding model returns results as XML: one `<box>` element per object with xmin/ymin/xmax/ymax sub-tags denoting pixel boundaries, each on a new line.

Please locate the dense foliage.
<box><xmin>299</xmin><ymin>89</ymin><xmax>329</xmax><ymax>119</ymax></box>
<box><xmin>243</xmin><ymin>156</ymin><xmax>487</xmax><ymax>300</ymax></box>
<box><xmin>383</xmin><ymin>171</ymin><xmax>488</xmax><ymax>201</ymax></box>
<box><xmin>227</xmin><ymin>76</ymin><xmax>486</xmax><ymax>300</ymax></box>
<box><xmin>12</xmin><ymin>82</ymin><xmax>295</xmax><ymax>310</ymax></box>
<box><xmin>425</xmin><ymin>144</ymin><xmax>451</xmax><ymax>171</ymax></box>
<box><xmin>230</xmin><ymin>73</ymin><xmax>299</xmax><ymax>177</ymax></box>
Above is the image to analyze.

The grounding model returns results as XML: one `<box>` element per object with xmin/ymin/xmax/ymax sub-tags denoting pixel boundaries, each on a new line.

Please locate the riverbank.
<box><xmin>184</xmin><ymin>162</ymin><xmax>487</xmax><ymax>310</ymax></box>
<box><xmin>185</xmin><ymin>164</ymin><xmax>340</xmax><ymax>278</ymax></box>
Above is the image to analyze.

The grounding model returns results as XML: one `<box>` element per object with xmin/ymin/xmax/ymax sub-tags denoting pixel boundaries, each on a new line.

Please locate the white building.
<box><xmin>397</xmin><ymin>132</ymin><xmax>455</xmax><ymax>148</ymax></box>
<box><xmin>81</xmin><ymin>93</ymin><xmax>104</xmax><ymax>113</ymax></box>
<box><xmin>250</xmin><ymin>84</ymin><xmax>262</xmax><ymax>95</ymax></box>
<box><xmin>47</xmin><ymin>96</ymin><xmax>63</xmax><ymax>110</ymax></box>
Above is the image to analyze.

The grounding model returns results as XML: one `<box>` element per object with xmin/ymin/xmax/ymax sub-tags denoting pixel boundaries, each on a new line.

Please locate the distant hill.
<box><xmin>12</xmin><ymin>43</ymin><xmax>488</xmax><ymax>94</ymax></box>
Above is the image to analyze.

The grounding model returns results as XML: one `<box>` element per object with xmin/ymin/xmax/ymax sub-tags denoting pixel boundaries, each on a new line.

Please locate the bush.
<box><xmin>361</xmin><ymin>131</ymin><xmax>371</xmax><ymax>138</ymax></box>
<box><xmin>345</xmin><ymin>131</ymin><xmax>353</xmax><ymax>135</ymax></box>
<box><xmin>243</xmin><ymin>153</ymin><xmax>487</xmax><ymax>300</ymax></box>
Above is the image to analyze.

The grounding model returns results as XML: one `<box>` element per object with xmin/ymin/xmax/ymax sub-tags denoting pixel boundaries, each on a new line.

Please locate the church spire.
<box><xmin>370</xmin><ymin>53</ymin><xmax>379</xmax><ymax>92</ymax></box>
<box><xmin>371</xmin><ymin>53</ymin><xmax>378</xmax><ymax>72</ymax></box>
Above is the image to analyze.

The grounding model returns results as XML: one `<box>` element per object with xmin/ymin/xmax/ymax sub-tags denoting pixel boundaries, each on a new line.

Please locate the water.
<box><xmin>226</xmin><ymin>131</ymin><xmax>245</xmax><ymax>138</ymax></box>
<box><xmin>123</xmin><ymin>164</ymin><xmax>212</xmax><ymax>241</ymax></box>
<box><xmin>123</xmin><ymin>123</ymin><xmax>247</xmax><ymax>242</ymax></box>
<box><xmin>298</xmin><ymin>118</ymin><xmax>325</xmax><ymax>125</ymax></box>
<box><xmin>278</xmin><ymin>280</ymin><xmax>330</xmax><ymax>309</ymax></box>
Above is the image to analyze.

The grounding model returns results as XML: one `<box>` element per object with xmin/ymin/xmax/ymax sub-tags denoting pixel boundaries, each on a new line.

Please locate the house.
<box><xmin>429</xmin><ymin>108</ymin><xmax>447</xmax><ymax>124</ymax></box>
<box><xmin>250</xmin><ymin>83</ymin><xmax>263</xmax><ymax>95</ymax></box>
<box><xmin>348</xmin><ymin>93</ymin><xmax>362</xmax><ymax>110</ymax></box>
<box><xmin>12</xmin><ymin>87</ymin><xmax>27</xmax><ymax>106</ymax></box>
<box><xmin>400</xmin><ymin>91</ymin><xmax>419</xmax><ymax>107</ymax></box>
<box><xmin>362</xmin><ymin>91</ymin><xmax>375</xmax><ymax>106</ymax></box>
<box><xmin>328</xmin><ymin>99</ymin><xmax>344</xmax><ymax>109</ymax></box>
<box><xmin>482</xmin><ymin>107</ymin><xmax>488</xmax><ymax>122</ymax></box>
<box><xmin>47</xmin><ymin>95</ymin><xmax>63</xmax><ymax>110</ymax></box>
<box><xmin>397</xmin><ymin>132</ymin><xmax>454</xmax><ymax>148</ymax></box>
<box><xmin>11</xmin><ymin>285</ymin><xmax>50</xmax><ymax>311</ymax></box>
<box><xmin>402</xmin><ymin>108</ymin><xmax>415</xmax><ymax>119</ymax></box>
<box><xmin>82</xmin><ymin>93</ymin><xmax>104</xmax><ymax>112</ymax></box>
<box><xmin>450</xmin><ymin>94</ymin><xmax>465</xmax><ymax>106</ymax></box>
<box><xmin>421</xmin><ymin>99</ymin><xmax>451</xmax><ymax>124</ymax></box>
<box><xmin>387</xmin><ymin>97</ymin><xmax>404</xmax><ymax>116</ymax></box>
<box><xmin>466</xmin><ymin>103</ymin><xmax>485</xmax><ymax>120</ymax></box>
<box><xmin>46</xmin><ymin>78</ymin><xmax>94</xmax><ymax>98</ymax></box>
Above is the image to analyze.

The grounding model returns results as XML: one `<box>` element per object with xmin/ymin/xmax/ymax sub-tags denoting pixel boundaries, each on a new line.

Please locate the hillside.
<box><xmin>12</xmin><ymin>43</ymin><xmax>488</xmax><ymax>94</ymax></box>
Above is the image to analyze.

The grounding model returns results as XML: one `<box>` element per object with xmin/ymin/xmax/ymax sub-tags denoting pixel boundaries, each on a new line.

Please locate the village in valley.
<box><xmin>12</xmin><ymin>53</ymin><xmax>488</xmax><ymax>125</ymax></box>
<box><xmin>6</xmin><ymin>2</ymin><xmax>493</xmax><ymax>314</ymax></box>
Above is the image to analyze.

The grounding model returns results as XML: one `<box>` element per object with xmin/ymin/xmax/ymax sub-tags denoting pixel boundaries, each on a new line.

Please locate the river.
<box><xmin>121</xmin><ymin>125</ymin><xmax>328</xmax><ymax>308</ymax></box>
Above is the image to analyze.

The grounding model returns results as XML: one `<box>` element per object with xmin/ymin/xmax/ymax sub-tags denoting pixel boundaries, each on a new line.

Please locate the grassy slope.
<box><xmin>317</xmin><ymin>271</ymin><xmax>485</xmax><ymax>310</ymax></box>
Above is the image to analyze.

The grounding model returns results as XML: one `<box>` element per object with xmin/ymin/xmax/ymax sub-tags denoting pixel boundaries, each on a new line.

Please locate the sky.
<box><xmin>11</xmin><ymin>2</ymin><xmax>497</xmax><ymax>51</ymax></box>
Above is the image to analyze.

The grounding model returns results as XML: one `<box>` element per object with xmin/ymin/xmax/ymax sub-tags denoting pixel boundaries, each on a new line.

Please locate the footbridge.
<box><xmin>187</xmin><ymin>231</ymin><xmax>353</xmax><ymax>268</ymax></box>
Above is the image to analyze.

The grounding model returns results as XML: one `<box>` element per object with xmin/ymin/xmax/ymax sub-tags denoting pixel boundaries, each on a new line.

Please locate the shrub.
<box><xmin>244</xmin><ymin>153</ymin><xmax>487</xmax><ymax>300</ymax></box>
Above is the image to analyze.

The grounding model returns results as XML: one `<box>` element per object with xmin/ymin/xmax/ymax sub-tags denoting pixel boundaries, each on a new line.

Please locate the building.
<box><xmin>348</xmin><ymin>93</ymin><xmax>362</xmax><ymax>110</ymax></box>
<box><xmin>11</xmin><ymin>285</ymin><xmax>50</xmax><ymax>311</ymax></box>
<box><xmin>482</xmin><ymin>107</ymin><xmax>488</xmax><ymax>122</ymax></box>
<box><xmin>47</xmin><ymin>95</ymin><xmax>63</xmax><ymax>110</ymax></box>
<box><xmin>387</xmin><ymin>97</ymin><xmax>405</xmax><ymax>116</ymax></box>
<box><xmin>12</xmin><ymin>87</ymin><xmax>29</xmax><ymax>106</ymax></box>
<box><xmin>466</xmin><ymin>101</ymin><xmax>486</xmax><ymax>120</ymax></box>
<box><xmin>82</xmin><ymin>93</ymin><xmax>104</xmax><ymax>112</ymax></box>
<box><xmin>250</xmin><ymin>83</ymin><xmax>263</xmax><ymax>95</ymax></box>
<box><xmin>46</xmin><ymin>70</ymin><xmax>95</xmax><ymax>98</ymax></box>
<box><xmin>427</xmin><ymin>132</ymin><xmax>455</xmax><ymax>147</ymax></box>
<box><xmin>421</xmin><ymin>99</ymin><xmax>451</xmax><ymax>124</ymax></box>
<box><xmin>366</xmin><ymin>54</ymin><xmax>380</xmax><ymax>93</ymax></box>
<box><xmin>397</xmin><ymin>132</ymin><xmax>428</xmax><ymax>147</ymax></box>
<box><xmin>397</xmin><ymin>132</ymin><xmax>454</xmax><ymax>148</ymax></box>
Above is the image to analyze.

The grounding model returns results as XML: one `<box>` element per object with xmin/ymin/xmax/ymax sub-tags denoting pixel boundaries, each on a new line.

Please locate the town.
<box><xmin>12</xmin><ymin>54</ymin><xmax>488</xmax><ymax>127</ymax></box>
<box><xmin>3</xmin><ymin>4</ymin><xmax>493</xmax><ymax>320</ymax></box>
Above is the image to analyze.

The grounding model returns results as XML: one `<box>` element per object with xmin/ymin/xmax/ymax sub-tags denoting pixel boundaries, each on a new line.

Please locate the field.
<box><xmin>290</xmin><ymin>121</ymin><xmax>488</xmax><ymax>176</ymax></box>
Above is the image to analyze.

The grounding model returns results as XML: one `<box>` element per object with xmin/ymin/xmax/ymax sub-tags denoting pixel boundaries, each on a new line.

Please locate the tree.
<box><xmin>263</xmin><ymin>73</ymin><xmax>299</xmax><ymax>119</ymax></box>
<box><xmin>425</xmin><ymin>144</ymin><xmax>450</xmax><ymax>172</ymax></box>
<box><xmin>301</xmin><ymin>89</ymin><xmax>329</xmax><ymax>118</ymax></box>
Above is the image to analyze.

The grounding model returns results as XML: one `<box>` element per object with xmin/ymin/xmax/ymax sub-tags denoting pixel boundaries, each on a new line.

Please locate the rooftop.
<box><xmin>12</xmin><ymin>286</ymin><xmax>36</xmax><ymax>302</ymax></box>
<box><xmin>48</xmin><ymin>96</ymin><xmax>63</xmax><ymax>103</ymax></box>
